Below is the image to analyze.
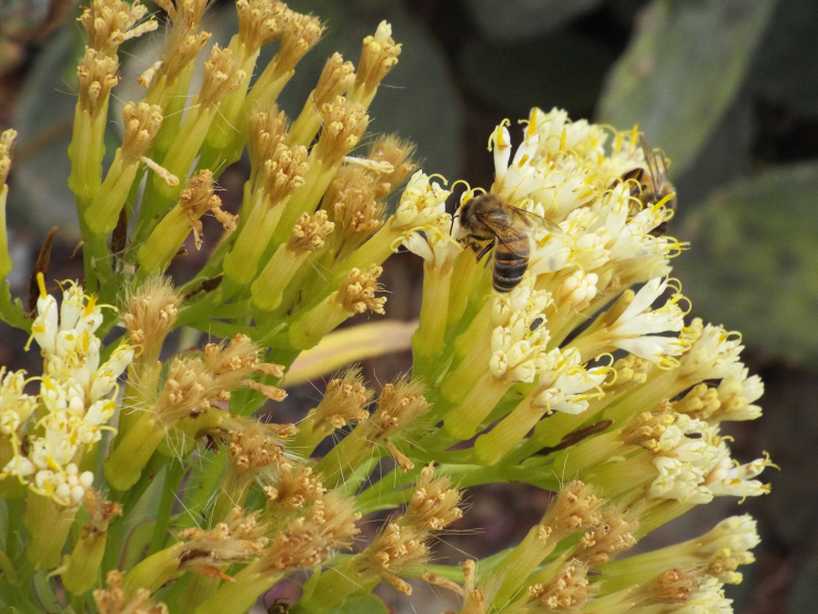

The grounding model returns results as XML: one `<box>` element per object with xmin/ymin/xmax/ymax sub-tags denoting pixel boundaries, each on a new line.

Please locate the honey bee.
<box><xmin>618</xmin><ymin>139</ymin><xmax>676</xmax><ymax>234</ymax></box>
<box><xmin>457</xmin><ymin>193</ymin><xmax>556</xmax><ymax>293</ymax></box>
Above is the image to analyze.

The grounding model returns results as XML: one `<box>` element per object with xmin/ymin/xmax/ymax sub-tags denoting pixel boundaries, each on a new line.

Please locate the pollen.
<box><xmin>177</xmin><ymin>170</ymin><xmax>234</xmax><ymax>249</ymax></box>
<box><xmin>94</xmin><ymin>570</ymin><xmax>168</xmax><ymax>614</ymax></box>
<box><xmin>369</xmin><ymin>377</ymin><xmax>430</xmax><ymax>439</ymax></box>
<box><xmin>405</xmin><ymin>464</ymin><xmax>463</xmax><ymax>531</ymax></box>
<box><xmin>315</xmin><ymin>96</ymin><xmax>369</xmax><ymax>165</ymax></box>
<box><xmin>367</xmin><ymin>134</ymin><xmax>417</xmax><ymax>198</ymax></box>
<box><xmin>276</xmin><ymin>9</ymin><xmax>325</xmax><ymax>73</ymax></box>
<box><xmin>249</xmin><ymin>109</ymin><xmax>290</xmax><ymax>168</ymax></box>
<box><xmin>287</xmin><ymin>210</ymin><xmax>335</xmax><ymax>253</ymax></box>
<box><xmin>76</xmin><ymin>49</ymin><xmax>119</xmax><ymax>115</ymax></box>
<box><xmin>336</xmin><ymin>265</ymin><xmax>387</xmax><ymax>315</ymax></box>
<box><xmin>543</xmin><ymin>480</ymin><xmax>604</xmax><ymax>540</ymax></box>
<box><xmin>78</xmin><ymin>0</ymin><xmax>157</xmax><ymax>55</ymax></box>
<box><xmin>199</xmin><ymin>45</ymin><xmax>246</xmax><ymax>108</ymax></box>
<box><xmin>260</xmin><ymin>141</ymin><xmax>310</xmax><ymax>206</ymax></box>
<box><xmin>236</xmin><ymin>0</ymin><xmax>287</xmax><ymax>52</ymax></box>
<box><xmin>314</xmin><ymin>52</ymin><xmax>356</xmax><ymax>109</ymax></box>
<box><xmin>0</xmin><ymin>129</ymin><xmax>16</xmax><ymax>187</ymax></box>
<box><xmin>121</xmin><ymin>102</ymin><xmax>163</xmax><ymax>161</ymax></box>
<box><xmin>324</xmin><ymin>165</ymin><xmax>384</xmax><ymax>246</ymax></box>
<box><xmin>353</xmin><ymin>20</ymin><xmax>401</xmax><ymax>106</ymax></box>
<box><xmin>529</xmin><ymin>559</ymin><xmax>590</xmax><ymax>611</ymax></box>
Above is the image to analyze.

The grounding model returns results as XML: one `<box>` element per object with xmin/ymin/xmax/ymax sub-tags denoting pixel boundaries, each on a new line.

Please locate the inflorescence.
<box><xmin>0</xmin><ymin>1</ymin><xmax>772</xmax><ymax>613</ymax></box>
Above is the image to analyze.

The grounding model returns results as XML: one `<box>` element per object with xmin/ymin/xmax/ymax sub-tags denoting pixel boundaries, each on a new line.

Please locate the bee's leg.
<box><xmin>475</xmin><ymin>241</ymin><xmax>494</xmax><ymax>264</ymax></box>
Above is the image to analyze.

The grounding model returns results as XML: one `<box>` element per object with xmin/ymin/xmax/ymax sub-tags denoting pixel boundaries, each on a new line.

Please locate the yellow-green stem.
<box><xmin>23</xmin><ymin>492</ymin><xmax>76</xmax><ymax>570</ymax></box>
<box><xmin>104</xmin><ymin>413</ymin><xmax>165</xmax><ymax>491</ymax></box>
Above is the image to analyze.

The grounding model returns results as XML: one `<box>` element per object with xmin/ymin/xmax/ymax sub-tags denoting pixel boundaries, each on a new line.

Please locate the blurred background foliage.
<box><xmin>1</xmin><ymin>0</ymin><xmax>817</xmax><ymax>611</ymax></box>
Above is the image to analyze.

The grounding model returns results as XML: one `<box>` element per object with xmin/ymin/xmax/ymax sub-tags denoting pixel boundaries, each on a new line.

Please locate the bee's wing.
<box><xmin>508</xmin><ymin>205</ymin><xmax>562</xmax><ymax>234</ymax></box>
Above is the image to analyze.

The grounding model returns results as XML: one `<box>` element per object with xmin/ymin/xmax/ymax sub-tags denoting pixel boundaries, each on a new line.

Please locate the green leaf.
<box><xmin>336</xmin><ymin>593</ymin><xmax>389</xmax><ymax>614</ymax></box>
<box><xmin>597</xmin><ymin>0</ymin><xmax>777</xmax><ymax>178</ymax></box>
<box><xmin>465</xmin><ymin>0</ymin><xmax>604</xmax><ymax>43</ymax></box>
<box><xmin>676</xmin><ymin>162</ymin><xmax>818</xmax><ymax>364</ymax></box>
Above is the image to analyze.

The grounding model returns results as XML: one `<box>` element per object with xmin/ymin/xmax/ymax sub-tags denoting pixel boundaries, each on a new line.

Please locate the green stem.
<box><xmin>149</xmin><ymin>460</ymin><xmax>185</xmax><ymax>554</ymax></box>
<box><xmin>177</xmin><ymin>448</ymin><xmax>228</xmax><ymax>529</ymax></box>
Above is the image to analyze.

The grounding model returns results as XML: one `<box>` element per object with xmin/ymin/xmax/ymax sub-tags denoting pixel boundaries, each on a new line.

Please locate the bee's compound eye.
<box><xmin>530</xmin><ymin>316</ymin><xmax>544</xmax><ymax>332</ymax></box>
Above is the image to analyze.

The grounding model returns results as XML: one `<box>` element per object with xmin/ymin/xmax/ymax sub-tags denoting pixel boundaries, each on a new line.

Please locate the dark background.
<box><xmin>1</xmin><ymin>1</ymin><xmax>816</xmax><ymax>612</ymax></box>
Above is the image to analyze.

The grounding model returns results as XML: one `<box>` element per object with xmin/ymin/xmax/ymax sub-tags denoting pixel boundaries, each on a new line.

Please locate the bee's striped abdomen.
<box><xmin>493</xmin><ymin>236</ymin><xmax>529</xmax><ymax>293</ymax></box>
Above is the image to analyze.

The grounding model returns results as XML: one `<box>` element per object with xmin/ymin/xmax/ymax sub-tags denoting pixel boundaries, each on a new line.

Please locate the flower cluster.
<box><xmin>0</xmin><ymin>1</ymin><xmax>772</xmax><ymax>612</ymax></box>
<box><xmin>1</xmin><ymin>275</ymin><xmax>133</xmax><ymax>506</ymax></box>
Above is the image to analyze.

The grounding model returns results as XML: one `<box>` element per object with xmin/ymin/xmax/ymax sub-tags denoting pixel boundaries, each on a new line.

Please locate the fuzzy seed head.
<box><xmin>288</xmin><ymin>210</ymin><xmax>335</xmax><ymax>253</ymax></box>
<box><xmin>121</xmin><ymin>102</ymin><xmax>163</xmax><ymax>160</ymax></box>
<box><xmin>178</xmin><ymin>170</ymin><xmax>234</xmax><ymax>249</ymax></box>
<box><xmin>316</xmin><ymin>96</ymin><xmax>369</xmax><ymax>164</ymax></box>
<box><xmin>261</xmin><ymin>141</ymin><xmax>309</xmax><ymax>206</ymax></box>
<box><xmin>264</xmin><ymin>460</ymin><xmax>325</xmax><ymax>510</ymax></box>
<box><xmin>651</xmin><ymin>568</ymin><xmax>699</xmax><ymax>603</ymax></box>
<box><xmin>236</xmin><ymin>0</ymin><xmax>287</xmax><ymax>51</ymax></box>
<box><xmin>543</xmin><ymin>481</ymin><xmax>603</xmax><ymax>540</ymax></box>
<box><xmin>249</xmin><ymin>109</ymin><xmax>289</xmax><ymax>167</ymax></box>
<box><xmin>309</xmin><ymin>367</ymin><xmax>373</xmax><ymax>432</ymax></box>
<box><xmin>226</xmin><ymin>418</ymin><xmax>287</xmax><ymax>474</ymax></box>
<box><xmin>0</xmin><ymin>129</ymin><xmax>16</xmax><ymax>187</ymax></box>
<box><xmin>276</xmin><ymin>9</ymin><xmax>324</xmax><ymax>73</ymax></box>
<box><xmin>77</xmin><ymin>48</ymin><xmax>119</xmax><ymax>115</ymax></box>
<box><xmin>336</xmin><ymin>265</ymin><xmax>386</xmax><ymax>315</ymax></box>
<box><xmin>575</xmin><ymin>506</ymin><xmax>637</xmax><ymax>567</ymax></box>
<box><xmin>261</xmin><ymin>492</ymin><xmax>360</xmax><ymax>572</ymax></box>
<box><xmin>325</xmin><ymin>165</ymin><xmax>384</xmax><ymax>245</ymax></box>
<box><xmin>405</xmin><ymin>465</ymin><xmax>463</xmax><ymax>531</ymax></box>
<box><xmin>177</xmin><ymin>508</ymin><xmax>270</xmax><ymax>573</ymax></box>
<box><xmin>368</xmin><ymin>134</ymin><xmax>417</xmax><ymax>198</ymax></box>
<box><xmin>370</xmin><ymin>378</ymin><xmax>430</xmax><ymax>439</ymax></box>
<box><xmin>529</xmin><ymin>559</ymin><xmax>590</xmax><ymax>611</ymax></box>
<box><xmin>94</xmin><ymin>570</ymin><xmax>168</xmax><ymax>614</ymax></box>
<box><xmin>79</xmin><ymin>0</ymin><xmax>157</xmax><ymax>54</ymax></box>
<box><xmin>314</xmin><ymin>52</ymin><xmax>356</xmax><ymax>108</ymax></box>
<box><xmin>199</xmin><ymin>45</ymin><xmax>245</xmax><ymax>108</ymax></box>
<box><xmin>367</xmin><ymin>522</ymin><xmax>428</xmax><ymax>595</ymax></box>
<box><xmin>151</xmin><ymin>0</ymin><xmax>211</xmax><ymax>84</ymax></box>
<box><xmin>354</xmin><ymin>20</ymin><xmax>401</xmax><ymax>104</ymax></box>
<box><xmin>122</xmin><ymin>277</ymin><xmax>181</xmax><ymax>356</ymax></box>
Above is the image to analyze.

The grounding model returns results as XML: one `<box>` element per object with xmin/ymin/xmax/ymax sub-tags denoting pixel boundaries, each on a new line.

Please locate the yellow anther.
<box><xmin>84</xmin><ymin>294</ymin><xmax>97</xmax><ymax>317</ymax></box>
<box><xmin>36</xmin><ymin>272</ymin><xmax>47</xmax><ymax>298</ymax></box>
<box><xmin>630</xmin><ymin>124</ymin><xmax>640</xmax><ymax>149</ymax></box>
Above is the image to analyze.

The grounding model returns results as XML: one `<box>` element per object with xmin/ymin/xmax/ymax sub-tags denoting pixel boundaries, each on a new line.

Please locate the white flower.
<box><xmin>650</xmin><ymin>456</ymin><xmax>713</xmax><ymax>504</ymax></box>
<box><xmin>532</xmin><ymin>349</ymin><xmax>607</xmax><ymax>415</ymax></box>
<box><xmin>0</xmin><ymin>368</ymin><xmax>36</xmax><ymax>434</ymax></box>
<box><xmin>402</xmin><ymin>213</ymin><xmax>461</xmax><ymax>269</ymax></box>
<box><xmin>608</xmin><ymin>277</ymin><xmax>687</xmax><ymax>365</ymax></box>
<box><xmin>556</xmin><ymin>270</ymin><xmax>598</xmax><ymax>308</ymax></box>
<box><xmin>678</xmin><ymin>577</ymin><xmax>733</xmax><ymax>614</ymax></box>
<box><xmin>679</xmin><ymin>319</ymin><xmax>746</xmax><ymax>382</ymax></box>
<box><xmin>3</xmin><ymin>454</ymin><xmax>34</xmax><ymax>478</ymax></box>
<box><xmin>90</xmin><ymin>343</ymin><xmax>135</xmax><ymax>401</ymax></box>
<box><xmin>489</xmin><ymin>310</ymin><xmax>550</xmax><ymax>383</ymax></box>
<box><xmin>4</xmin><ymin>280</ymin><xmax>133</xmax><ymax>507</ymax></box>
<box><xmin>717</xmin><ymin>367</ymin><xmax>764</xmax><ymax>421</ymax></box>
<box><xmin>491</xmin><ymin>281</ymin><xmax>552</xmax><ymax>327</ymax></box>
<box><xmin>392</xmin><ymin>170</ymin><xmax>450</xmax><ymax>231</ymax></box>
<box><xmin>705</xmin><ymin>451</ymin><xmax>774</xmax><ymax>499</ymax></box>
<box><xmin>703</xmin><ymin>515</ymin><xmax>760</xmax><ymax>555</ymax></box>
